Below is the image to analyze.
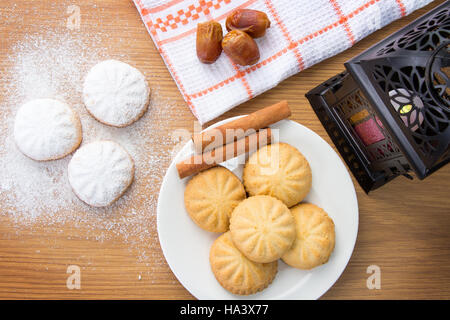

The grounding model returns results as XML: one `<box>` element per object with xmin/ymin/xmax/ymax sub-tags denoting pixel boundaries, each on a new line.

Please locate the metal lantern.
<box><xmin>306</xmin><ymin>1</ymin><xmax>449</xmax><ymax>193</ymax></box>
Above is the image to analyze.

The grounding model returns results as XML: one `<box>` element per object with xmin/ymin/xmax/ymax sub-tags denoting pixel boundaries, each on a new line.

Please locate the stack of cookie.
<box><xmin>184</xmin><ymin>142</ymin><xmax>336</xmax><ymax>295</ymax></box>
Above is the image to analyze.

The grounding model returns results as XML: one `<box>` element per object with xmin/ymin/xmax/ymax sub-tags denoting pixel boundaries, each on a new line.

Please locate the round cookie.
<box><xmin>68</xmin><ymin>140</ymin><xmax>135</xmax><ymax>207</ymax></box>
<box><xmin>243</xmin><ymin>142</ymin><xmax>312</xmax><ymax>208</ymax></box>
<box><xmin>14</xmin><ymin>98</ymin><xmax>82</xmax><ymax>161</ymax></box>
<box><xmin>83</xmin><ymin>60</ymin><xmax>150</xmax><ymax>127</ymax></box>
<box><xmin>210</xmin><ymin>232</ymin><xmax>278</xmax><ymax>295</ymax></box>
<box><xmin>184</xmin><ymin>166</ymin><xmax>246</xmax><ymax>233</ymax></box>
<box><xmin>230</xmin><ymin>195</ymin><xmax>296</xmax><ymax>263</ymax></box>
<box><xmin>281</xmin><ymin>203</ymin><xmax>335</xmax><ymax>270</ymax></box>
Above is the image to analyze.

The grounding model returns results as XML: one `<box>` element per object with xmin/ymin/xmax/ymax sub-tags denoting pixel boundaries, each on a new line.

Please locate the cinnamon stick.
<box><xmin>177</xmin><ymin>128</ymin><xmax>272</xmax><ymax>179</ymax></box>
<box><xmin>193</xmin><ymin>100</ymin><xmax>290</xmax><ymax>152</ymax></box>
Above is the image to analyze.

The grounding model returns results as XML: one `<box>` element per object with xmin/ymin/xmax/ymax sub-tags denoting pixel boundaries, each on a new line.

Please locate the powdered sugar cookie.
<box><xmin>83</xmin><ymin>60</ymin><xmax>150</xmax><ymax>127</ymax></box>
<box><xmin>14</xmin><ymin>98</ymin><xmax>82</xmax><ymax>161</ymax></box>
<box><xmin>68</xmin><ymin>140</ymin><xmax>135</xmax><ymax>207</ymax></box>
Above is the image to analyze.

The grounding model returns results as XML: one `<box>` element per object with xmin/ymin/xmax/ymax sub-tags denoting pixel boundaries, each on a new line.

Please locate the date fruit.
<box><xmin>196</xmin><ymin>21</ymin><xmax>223</xmax><ymax>64</ymax></box>
<box><xmin>222</xmin><ymin>30</ymin><xmax>260</xmax><ymax>66</ymax></box>
<box><xmin>226</xmin><ymin>9</ymin><xmax>271</xmax><ymax>38</ymax></box>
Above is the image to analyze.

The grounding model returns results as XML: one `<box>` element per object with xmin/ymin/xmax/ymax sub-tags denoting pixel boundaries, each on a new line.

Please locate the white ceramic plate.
<box><xmin>157</xmin><ymin>117</ymin><xmax>358</xmax><ymax>300</ymax></box>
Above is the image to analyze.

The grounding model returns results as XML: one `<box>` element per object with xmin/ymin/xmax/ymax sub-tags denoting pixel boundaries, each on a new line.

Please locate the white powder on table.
<box><xmin>0</xmin><ymin>30</ymin><xmax>179</xmax><ymax>266</ymax></box>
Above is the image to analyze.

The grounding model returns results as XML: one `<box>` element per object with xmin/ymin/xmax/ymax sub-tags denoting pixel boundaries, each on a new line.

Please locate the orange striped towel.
<box><xmin>133</xmin><ymin>0</ymin><xmax>432</xmax><ymax>124</ymax></box>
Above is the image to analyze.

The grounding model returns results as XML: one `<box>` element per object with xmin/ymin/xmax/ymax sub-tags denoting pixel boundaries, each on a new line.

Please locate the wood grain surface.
<box><xmin>0</xmin><ymin>0</ymin><xmax>449</xmax><ymax>300</ymax></box>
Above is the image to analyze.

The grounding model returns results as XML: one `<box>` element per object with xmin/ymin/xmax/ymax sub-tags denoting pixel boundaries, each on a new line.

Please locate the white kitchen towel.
<box><xmin>133</xmin><ymin>0</ymin><xmax>433</xmax><ymax>124</ymax></box>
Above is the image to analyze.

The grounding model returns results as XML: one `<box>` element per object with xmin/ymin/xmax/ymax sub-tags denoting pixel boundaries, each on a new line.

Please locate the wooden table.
<box><xmin>0</xmin><ymin>0</ymin><xmax>448</xmax><ymax>300</ymax></box>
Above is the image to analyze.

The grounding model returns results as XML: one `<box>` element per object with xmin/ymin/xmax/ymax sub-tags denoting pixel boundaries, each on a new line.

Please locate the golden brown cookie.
<box><xmin>210</xmin><ymin>232</ymin><xmax>278</xmax><ymax>295</ymax></box>
<box><xmin>281</xmin><ymin>203</ymin><xmax>335</xmax><ymax>270</ymax></box>
<box><xmin>229</xmin><ymin>195</ymin><xmax>296</xmax><ymax>263</ymax></box>
<box><xmin>184</xmin><ymin>166</ymin><xmax>246</xmax><ymax>233</ymax></box>
<box><xmin>243</xmin><ymin>143</ymin><xmax>312</xmax><ymax>208</ymax></box>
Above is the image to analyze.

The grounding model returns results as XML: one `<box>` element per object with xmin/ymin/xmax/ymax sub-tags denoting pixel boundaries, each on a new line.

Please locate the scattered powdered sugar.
<box><xmin>0</xmin><ymin>30</ymin><xmax>180</xmax><ymax>266</ymax></box>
